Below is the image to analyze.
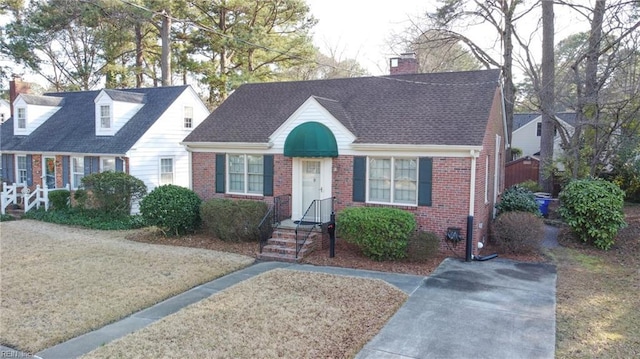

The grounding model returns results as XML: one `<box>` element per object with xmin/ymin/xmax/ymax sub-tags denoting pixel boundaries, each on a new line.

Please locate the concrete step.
<box><xmin>256</xmin><ymin>251</ymin><xmax>301</xmax><ymax>263</ymax></box>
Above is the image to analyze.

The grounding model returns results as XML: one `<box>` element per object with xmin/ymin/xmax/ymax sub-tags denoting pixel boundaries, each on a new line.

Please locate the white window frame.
<box><xmin>71</xmin><ymin>156</ymin><xmax>84</xmax><ymax>189</ymax></box>
<box><xmin>101</xmin><ymin>157</ymin><xmax>115</xmax><ymax>172</ymax></box>
<box><xmin>184</xmin><ymin>106</ymin><xmax>193</xmax><ymax>129</ymax></box>
<box><xmin>366</xmin><ymin>156</ymin><xmax>418</xmax><ymax>206</ymax></box>
<box><xmin>485</xmin><ymin>155</ymin><xmax>490</xmax><ymax>204</ymax></box>
<box><xmin>100</xmin><ymin>105</ymin><xmax>111</xmax><ymax>129</ymax></box>
<box><xmin>227</xmin><ymin>154</ymin><xmax>264</xmax><ymax>195</ymax></box>
<box><xmin>16</xmin><ymin>155</ymin><xmax>27</xmax><ymax>184</ymax></box>
<box><xmin>17</xmin><ymin>107</ymin><xmax>26</xmax><ymax>129</ymax></box>
<box><xmin>159</xmin><ymin>158</ymin><xmax>174</xmax><ymax>185</ymax></box>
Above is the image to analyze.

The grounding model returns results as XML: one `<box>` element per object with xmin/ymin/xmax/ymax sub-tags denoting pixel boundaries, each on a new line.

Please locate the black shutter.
<box><xmin>115</xmin><ymin>158</ymin><xmax>124</xmax><ymax>172</ymax></box>
<box><xmin>418</xmin><ymin>157</ymin><xmax>433</xmax><ymax>206</ymax></box>
<box><xmin>352</xmin><ymin>156</ymin><xmax>366</xmax><ymax>202</ymax></box>
<box><xmin>62</xmin><ymin>156</ymin><xmax>70</xmax><ymax>187</ymax></box>
<box><xmin>92</xmin><ymin>157</ymin><xmax>100</xmax><ymax>173</ymax></box>
<box><xmin>1</xmin><ymin>154</ymin><xmax>14</xmax><ymax>183</ymax></box>
<box><xmin>263</xmin><ymin>155</ymin><xmax>273</xmax><ymax>196</ymax></box>
<box><xmin>215</xmin><ymin>153</ymin><xmax>225</xmax><ymax>193</ymax></box>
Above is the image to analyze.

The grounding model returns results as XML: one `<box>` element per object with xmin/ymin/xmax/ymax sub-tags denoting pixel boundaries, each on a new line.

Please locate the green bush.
<box><xmin>518</xmin><ymin>180</ymin><xmax>544</xmax><ymax>193</ymax></box>
<box><xmin>48</xmin><ymin>190</ymin><xmax>70</xmax><ymax>210</ymax></box>
<box><xmin>406</xmin><ymin>230</ymin><xmax>440</xmax><ymax>262</ymax></box>
<box><xmin>491</xmin><ymin>211</ymin><xmax>544</xmax><ymax>254</ymax></box>
<box><xmin>496</xmin><ymin>185</ymin><xmax>541</xmax><ymax>216</ymax></box>
<box><xmin>337</xmin><ymin>207</ymin><xmax>416</xmax><ymax>261</ymax></box>
<box><xmin>22</xmin><ymin>207</ymin><xmax>144</xmax><ymax>230</ymax></box>
<box><xmin>81</xmin><ymin>172</ymin><xmax>147</xmax><ymax>215</ymax></box>
<box><xmin>200</xmin><ymin>198</ymin><xmax>270</xmax><ymax>242</ymax></box>
<box><xmin>558</xmin><ymin>178</ymin><xmax>626</xmax><ymax>250</ymax></box>
<box><xmin>0</xmin><ymin>213</ymin><xmax>15</xmax><ymax>222</ymax></box>
<box><xmin>140</xmin><ymin>185</ymin><xmax>202</xmax><ymax>236</ymax></box>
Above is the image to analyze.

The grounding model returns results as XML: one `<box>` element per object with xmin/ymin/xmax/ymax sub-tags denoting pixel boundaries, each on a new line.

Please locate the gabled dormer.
<box><xmin>94</xmin><ymin>89</ymin><xmax>145</xmax><ymax>136</ymax></box>
<box><xmin>13</xmin><ymin>94</ymin><xmax>64</xmax><ymax>136</ymax></box>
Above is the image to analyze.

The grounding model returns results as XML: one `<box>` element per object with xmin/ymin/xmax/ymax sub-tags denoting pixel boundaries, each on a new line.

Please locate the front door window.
<box><xmin>301</xmin><ymin>160</ymin><xmax>321</xmax><ymax>218</ymax></box>
<box><xmin>44</xmin><ymin>157</ymin><xmax>56</xmax><ymax>188</ymax></box>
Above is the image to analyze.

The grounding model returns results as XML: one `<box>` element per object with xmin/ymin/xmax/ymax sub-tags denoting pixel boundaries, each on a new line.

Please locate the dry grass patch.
<box><xmin>0</xmin><ymin>220</ymin><xmax>254</xmax><ymax>353</ymax></box>
<box><xmin>83</xmin><ymin>269</ymin><xmax>408</xmax><ymax>358</ymax></box>
<box><xmin>553</xmin><ymin>204</ymin><xmax>640</xmax><ymax>358</ymax></box>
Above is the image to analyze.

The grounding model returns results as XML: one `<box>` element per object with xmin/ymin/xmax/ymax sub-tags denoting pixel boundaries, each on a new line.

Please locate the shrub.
<box><xmin>140</xmin><ymin>185</ymin><xmax>202</xmax><ymax>236</ymax></box>
<box><xmin>496</xmin><ymin>185</ymin><xmax>541</xmax><ymax>216</ymax></box>
<box><xmin>491</xmin><ymin>211</ymin><xmax>544</xmax><ymax>254</ymax></box>
<box><xmin>337</xmin><ymin>207</ymin><xmax>416</xmax><ymax>261</ymax></box>
<box><xmin>406</xmin><ymin>230</ymin><xmax>440</xmax><ymax>262</ymax></box>
<box><xmin>48</xmin><ymin>190</ymin><xmax>70</xmax><ymax>210</ymax></box>
<box><xmin>558</xmin><ymin>178</ymin><xmax>626</xmax><ymax>250</ymax></box>
<box><xmin>22</xmin><ymin>207</ymin><xmax>144</xmax><ymax>230</ymax></box>
<box><xmin>0</xmin><ymin>214</ymin><xmax>15</xmax><ymax>222</ymax></box>
<box><xmin>200</xmin><ymin>198</ymin><xmax>269</xmax><ymax>242</ymax></box>
<box><xmin>80</xmin><ymin>172</ymin><xmax>147</xmax><ymax>215</ymax></box>
<box><xmin>518</xmin><ymin>180</ymin><xmax>544</xmax><ymax>193</ymax></box>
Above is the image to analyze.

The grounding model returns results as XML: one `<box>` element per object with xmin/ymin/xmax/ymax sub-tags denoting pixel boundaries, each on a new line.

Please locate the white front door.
<box><xmin>292</xmin><ymin>158</ymin><xmax>332</xmax><ymax>220</ymax></box>
<box><xmin>302</xmin><ymin>160</ymin><xmax>322</xmax><ymax>216</ymax></box>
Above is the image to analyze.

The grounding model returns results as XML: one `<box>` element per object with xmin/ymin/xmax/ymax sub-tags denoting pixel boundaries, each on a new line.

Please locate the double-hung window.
<box><xmin>368</xmin><ymin>157</ymin><xmax>417</xmax><ymax>205</ymax></box>
<box><xmin>160</xmin><ymin>158</ymin><xmax>174</xmax><ymax>185</ymax></box>
<box><xmin>16</xmin><ymin>155</ymin><xmax>27</xmax><ymax>184</ymax></box>
<box><xmin>184</xmin><ymin>106</ymin><xmax>193</xmax><ymax>129</ymax></box>
<box><xmin>17</xmin><ymin>108</ymin><xmax>26</xmax><ymax>129</ymax></box>
<box><xmin>100</xmin><ymin>105</ymin><xmax>111</xmax><ymax>129</ymax></box>
<box><xmin>72</xmin><ymin>157</ymin><xmax>84</xmax><ymax>189</ymax></box>
<box><xmin>228</xmin><ymin>154</ymin><xmax>263</xmax><ymax>194</ymax></box>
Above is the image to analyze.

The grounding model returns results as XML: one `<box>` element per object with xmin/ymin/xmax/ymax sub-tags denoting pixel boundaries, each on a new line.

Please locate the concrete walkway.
<box><xmin>1</xmin><ymin>258</ymin><xmax>556</xmax><ymax>359</ymax></box>
<box><xmin>356</xmin><ymin>258</ymin><xmax>557</xmax><ymax>359</ymax></box>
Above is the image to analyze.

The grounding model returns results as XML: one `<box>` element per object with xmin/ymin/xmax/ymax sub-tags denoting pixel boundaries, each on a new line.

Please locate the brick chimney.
<box><xmin>9</xmin><ymin>75</ymin><xmax>31</xmax><ymax>118</ymax></box>
<box><xmin>389</xmin><ymin>53</ymin><xmax>419</xmax><ymax>75</ymax></box>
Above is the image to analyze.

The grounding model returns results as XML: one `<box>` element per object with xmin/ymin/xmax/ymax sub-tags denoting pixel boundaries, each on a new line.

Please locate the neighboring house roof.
<box><xmin>185</xmin><ymin>69</ymin><xmax>501</xmax><ymax>146</ymax></box>
<box><xmin>513</xmin><ymin>112</ymin><xmax>577</xmax><ymax>130</ymax></box>
<box><xmin>1</xmin><ymin>85</ymin><xmax>189</xmax><ymax>154</ymax></box>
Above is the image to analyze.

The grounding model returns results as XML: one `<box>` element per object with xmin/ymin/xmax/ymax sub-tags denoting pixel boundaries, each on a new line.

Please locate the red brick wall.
<box><xmin>192</xmin><ymin>152</ymin><xmax>216</xmax><ymax>200</ymax></box>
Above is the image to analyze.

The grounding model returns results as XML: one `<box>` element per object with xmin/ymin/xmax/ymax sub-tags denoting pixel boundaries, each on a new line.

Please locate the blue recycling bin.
<box><xmin>535</xmin><ymin>193</ymin><xmax>552</xmax><ymax>217</ymax></box>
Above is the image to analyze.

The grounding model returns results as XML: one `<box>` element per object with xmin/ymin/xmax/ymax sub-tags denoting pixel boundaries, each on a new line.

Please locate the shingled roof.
<box><xmin>514</xmin><ymin>112</ymin><xmax>577</xmax><ymax>130</ymax></box>
<box><xmin>1</xmin><ymin>85</ymin><xmax>189</xmax><ymax>154</ymax></box>
<box><xmin>184</xmin><ymin>69</ymin><xmax>501</xmax><ymax>146</ymax></box>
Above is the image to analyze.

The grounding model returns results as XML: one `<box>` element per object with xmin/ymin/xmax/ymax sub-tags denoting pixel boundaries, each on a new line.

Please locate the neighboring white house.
<box><xmin>512</xmin><ymin>112</ymin><xmax>576</xmax><ymax>166</ymax></box>
<box><xmin>1</xmin><ymin>85</ymin><xmax>209</xmax><ymax>210</ymax></box>
<box><xmin>0</xmin><ymin>99</ymin><xmax>9</xmax><ymax>123</ymax></box>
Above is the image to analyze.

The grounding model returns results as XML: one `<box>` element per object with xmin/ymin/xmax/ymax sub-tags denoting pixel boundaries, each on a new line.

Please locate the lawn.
<box><xmin>0</xmin><ymin>220</ymin><xmax>255</xmax><ymax>353</ymax></box>
<box><xmin>82</xmin><ymin>269</ymin><xmax>407</xmax><ymax>358</ymax></box>
<box><xmin>552</xmin><ymin>204</ymin><xmax>640</xmax><ymax>358</ymax></box>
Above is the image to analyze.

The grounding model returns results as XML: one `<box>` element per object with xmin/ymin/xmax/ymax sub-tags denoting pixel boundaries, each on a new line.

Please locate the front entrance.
<box><xmin>43</xmin><ymin>156</ymin><xmax>56</xmax><ymax>188</ymax></box>
<box><xmin>292</xmin><ymin>158</ymin><xmax>332</xmax><ymax>220</ymax></box>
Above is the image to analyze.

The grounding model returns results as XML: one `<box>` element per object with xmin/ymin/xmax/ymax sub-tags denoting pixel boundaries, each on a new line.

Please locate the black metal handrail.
<box><xmin>258</xmin><ymin>194</ymin><xmax>291</xmax><ymax>253</ymax></box>
<box><xmin>295</xmin><ymin>197</ymin><xmax>334</xmax><ymax>258</ymax></box>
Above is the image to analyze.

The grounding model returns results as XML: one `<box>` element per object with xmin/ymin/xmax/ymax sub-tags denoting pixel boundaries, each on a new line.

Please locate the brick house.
<box><xmin>1</xmin><ymin>81</ymin><xmax>209</xmax><ymax>212</ymax></box>
<box><xmin>183</xmin><ymin>69</ymin><xmax>507</xmax><ymax>258</ymax></box>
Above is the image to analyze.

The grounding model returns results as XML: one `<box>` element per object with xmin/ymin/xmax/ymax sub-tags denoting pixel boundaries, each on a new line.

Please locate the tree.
<box><xmin>539</xmin><ymin>0</ymin><xmax>555</xmax><ymax>192</ymax></box>
<box><xmin>389</xmin><ymin>28</ymin><xmax>482</xmax><ymax>73</ymax></box>
<box><xmin>186</xmin><ymin>0</ymin><xmax>317</xmax><ymax>106</ymax></box>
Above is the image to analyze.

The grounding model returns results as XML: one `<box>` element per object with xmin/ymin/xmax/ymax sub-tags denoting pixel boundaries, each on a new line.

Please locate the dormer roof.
<box><xmin>101</xmin><ymin>89</ymin><xmax>145</xmax><ymax>103</ymax></box>
<box><xmin>18</xmin><ymin>94</ymin><xmax>64</xmax><ymax>106</ymax></box>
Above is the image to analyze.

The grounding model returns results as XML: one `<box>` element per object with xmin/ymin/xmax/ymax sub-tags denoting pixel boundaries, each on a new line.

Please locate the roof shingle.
<box><xmin>185</xmin><ymin>69</ymin><xmax>501</xmax><ymax>146</ymax></box>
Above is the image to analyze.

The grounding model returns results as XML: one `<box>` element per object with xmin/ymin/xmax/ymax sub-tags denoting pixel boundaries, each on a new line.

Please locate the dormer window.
<box><xmin>100</xmin><ymin>105</ymin><xmax>111</xmax><ymax>129</ymax></box>
<box><xmin>17</xmin><ymin>107</ymin><xmax>26</xmax><ymax>129</ymax></box>
<box><xmin>184</xmin><ymin>106</ymin><xmax>193</xmax><ymax>128</ymax></box>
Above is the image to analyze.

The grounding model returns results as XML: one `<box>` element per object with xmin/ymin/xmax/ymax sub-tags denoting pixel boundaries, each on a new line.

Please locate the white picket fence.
<box><xmin>1</xmin><ymin>182</ymin><xmax>70</xmax><ymax>215</ymax></box>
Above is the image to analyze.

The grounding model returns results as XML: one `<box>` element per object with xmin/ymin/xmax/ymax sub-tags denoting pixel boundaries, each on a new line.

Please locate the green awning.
<box><xmin>284</xmin><ymin>122</ymin><xmax>338</xmax><ymax>157</ymax></box>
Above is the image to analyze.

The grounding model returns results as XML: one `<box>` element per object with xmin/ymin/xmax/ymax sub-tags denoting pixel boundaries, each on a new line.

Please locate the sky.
<box><xmin>305</xmin><ymin>0</ymin><xmax>589</xmax><ymax>77</ymax></box>
<box><xmin>306</xmin><ymin>0</ymin><xmax>429</xmax><ymax>75</ymax></box>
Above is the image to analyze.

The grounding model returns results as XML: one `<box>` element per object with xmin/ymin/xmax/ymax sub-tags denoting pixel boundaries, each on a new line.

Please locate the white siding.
<box><xmin>127</xmin><ymin>88</ymin><xmax>208</xmax><ymax>193</ymax></box>
<box><xmin>94</xmin><ymin>91</ymin><xmax>143</xmax><ymax>136</ymax></box>
<box><xmin>512</xmin><ymin>116</ymin><xmax>574</xmax><ymax>164</ymax></box>
<box><xmin>269</xmin><ymin>97</ymin><xmax>356</xmax><ymax>151</ymax></box>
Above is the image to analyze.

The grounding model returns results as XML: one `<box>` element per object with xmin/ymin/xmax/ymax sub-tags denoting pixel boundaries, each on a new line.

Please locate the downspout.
<box><xmin>467</xmin><ymin>149</ymin><xmax>480</xmax><ymax>261</ymax></box>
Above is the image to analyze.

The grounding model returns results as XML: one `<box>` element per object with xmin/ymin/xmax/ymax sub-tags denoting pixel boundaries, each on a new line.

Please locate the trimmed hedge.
<box><xmin>200</xmin><ymin>199</ymin><xmax>269</xmax><ymax>242</ymax></box>
<box><xmin>496</xmin><ymin>185</ymin><xmax>541</xmax><ymax>216</ymax></box>
<box><xmin>48</xmin><ymin>190</ymin><xmax>70</xmax><ymax>210</ymax></box>
<box><xmin>491</xmin><ymin>211</ymin><xmax>544</xmax><ymax>254</ymax></box>
<box><xmin>559</xmin><ymin>178</ymin><xmax>626</xmax><ymax>250</ymax></box>
<box><xmin>337</xmin><ymin>206</ymin><xmax>416</xmax><ymax>261</ymax></box>
<box><xmin>140</xmin><ymin>185</ymin><xmax>202</xmax><ymax>236</ymax></box>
